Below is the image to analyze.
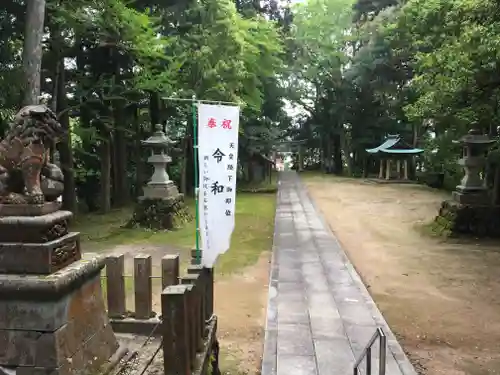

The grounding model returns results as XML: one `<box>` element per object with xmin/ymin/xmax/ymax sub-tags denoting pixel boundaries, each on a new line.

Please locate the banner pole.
<box><xmin>192</xmin><ymin>95</ymin><xmax>201</xmax><ymax>265</ymax></box>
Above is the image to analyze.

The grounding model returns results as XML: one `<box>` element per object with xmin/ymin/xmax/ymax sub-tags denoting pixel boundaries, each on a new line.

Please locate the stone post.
<box><xmin>161</xmin><ymin>254</ymin><xmax>180</xmax><ymax>289</ymax></box>
<box><xmin>105</xmin><ymin>254</ymin><xmax>126</xmax><ymax>318</ymax></box>
<box><xmin>162</xmin><ymin>285</ymin><xmax>191</xmax><ymax>375</ymax></box>
<box><xmin>134</xmin><ymin>254</ymin><xmax>152</xmax><ymax>319</ymax></box>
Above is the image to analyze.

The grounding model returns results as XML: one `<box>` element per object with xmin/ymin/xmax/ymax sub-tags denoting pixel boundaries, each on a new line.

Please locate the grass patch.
<box><xmin>218</xmin><ymin>354</ymin><xmax>248</xmax><ymax>375</ymax></box>
<box><xmin>416</xmin><ymin>220</ymin><xmax>451</xmax><ymax>238</ymax></box>
<box><xmin>72</xmin><ymin>199</ymin><xmax>197</xmax><ymax>250</ymax></box>
<box><xmin>73</xmin><ymin>193</ymin><xmax>276</xmax><ymax>275</ymax></box>
<box><xmin>238</xmin><ymin>172</ymin><xmax>278</xmax><ymax>193</ymax></box>
<box><xmin>216</xmin><ymin>193</ymin><xmax>276</xmax><ymax>275</ymax></box>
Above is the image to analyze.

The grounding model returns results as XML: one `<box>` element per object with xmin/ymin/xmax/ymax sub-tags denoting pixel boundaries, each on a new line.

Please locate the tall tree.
<box><xmin>287</xmin><ymin>0</ymin><xmax>355</xmax><ymax>173</ymax></box>
<box><xmin>22</xmin><ymin>0</ymin><xmax>46</xmax><ymax>105</ymax></box>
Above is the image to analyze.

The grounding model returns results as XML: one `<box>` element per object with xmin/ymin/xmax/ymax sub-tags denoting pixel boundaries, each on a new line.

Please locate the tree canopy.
<box><xmin>3</xmin><ymin>0</ymin><xmax>500</xmax><ymax>211</ymax></box>
<box><xmin>285</xmin><ymin>0</ymin><xmax>500</xmax><ymax>186</ymax></box>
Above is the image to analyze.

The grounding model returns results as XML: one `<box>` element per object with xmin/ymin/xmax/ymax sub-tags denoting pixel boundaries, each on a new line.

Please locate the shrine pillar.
<box><xmin>403</xmin><ymin>159</ymin><xmax>409</xmax><ymax>180</ymax></box>
<box><xmin>378</xmin><ymin>159</ymin><xmax>384</xmax><ymax>179</ymax></box>
<box><xmin>385</xmin><ymin>159</ymin><xmax>391</xmax><ymax>180</ymax></box>
<box><xmin>396</xmin><ymin>160</ymin><xmax>401</xmax><ymax>179</ymax></box>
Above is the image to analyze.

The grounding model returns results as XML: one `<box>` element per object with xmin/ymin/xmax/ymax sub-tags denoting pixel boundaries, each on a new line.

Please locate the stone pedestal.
<box><xmin>0</xmin><ymin>258</ymin><xmax>119</xmax><ymax>375</ymax></box>
<box><xmin>0</xmin><ymin>204</ymin><xmax>121</xmax><ymax>375</ymax></box>
<box><xmin>0</xmin><ymin>207</ymin><xmax>80</xmax><ymax>274</ymax></box>
<box><xmin>140</xmin><ymin>181</ymin><xmax>179</xmax><ymax>201</ymax></box>
<box><xmin>451</xmin><ymin>190</ymin><xmax>490</xmax><ymax>205</ymax></box>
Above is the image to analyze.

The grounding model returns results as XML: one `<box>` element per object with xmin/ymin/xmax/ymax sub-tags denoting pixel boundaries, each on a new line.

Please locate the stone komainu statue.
<box><xmin>0</xmin><ymin>105</ymin><xmax>66</xmax><ymax>204</ymax></box>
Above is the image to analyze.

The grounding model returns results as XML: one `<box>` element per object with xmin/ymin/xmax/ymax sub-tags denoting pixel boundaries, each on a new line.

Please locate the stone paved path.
<box><xmin>261</xmin><ymin>172</ymin><xmax>417</xmax><ymax>375</ymax></box>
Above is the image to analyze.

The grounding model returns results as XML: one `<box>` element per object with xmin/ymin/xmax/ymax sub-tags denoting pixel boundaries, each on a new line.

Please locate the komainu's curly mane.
<box><xmin>5</xmin><ymin>105</ymin><xmax>65</xmax><ymax>147</ymax></box>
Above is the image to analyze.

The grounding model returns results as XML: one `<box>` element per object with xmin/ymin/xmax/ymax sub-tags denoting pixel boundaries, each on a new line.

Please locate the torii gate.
<box><xmin>273</xmin><ymin>140</ymin><xmax>307</xmax><ymax>171</ymax></box>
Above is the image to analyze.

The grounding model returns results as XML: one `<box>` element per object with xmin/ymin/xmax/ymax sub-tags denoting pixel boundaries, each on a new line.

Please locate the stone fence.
<box><xmin>102</xmin><ymin>254</ymin><xmax>220</xmax><ymax>375</ymax></box>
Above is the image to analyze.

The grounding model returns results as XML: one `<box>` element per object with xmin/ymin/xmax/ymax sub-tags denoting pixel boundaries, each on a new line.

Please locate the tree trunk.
<box><xmin>113</xmin><ymin>102</ymin><xmax>129</xmax><ymax>206</ymax></box>
<box><xmin>100</xmin><ymin>134</ymin><xmax>112</xmax><ymax>213</ymax></box>
<box><xmin>22</xmin><ymin>0</ymin><xmax>46</xmax><ymax>106</ymax></box>
<box><xmin>48</xmin><ymin>21</ymin><xmax>60</xmax><ymax>163</ymax></box>
<box><xmin>149</xmin><ymin>92</ymin><xmax>161</xmax><ymax>132</ymax></box>
<box><xmin>340</xmin><ymin>128</ymin><xmax>353</xmax><ymax>176</ymax></box>
<box><xmin>333</xmin><ymin>134</ymin><xmax>343</xmax><ymax>175</ymax></box>
<box><xmin>98</xmin><ymin>106</ymin><xmax>112</xmax><ymax>213</ymax></box>
<box><xmin>110</xmin><ymin>134</ymin><xmax>119</xmax><ymax>201</ymax></box>
<box><xmin>248</xmin><ymin>161</ymin><xmax>256</xmax><ymax>182</ymax></box>
<box><xmin>133</xmin><ymin>105</ymin><xmax>143</xmax><ymax>198</ymax></box>
<box><xmin>56</xmin><ymin>61</ymin><xmax>77</xmax><ymax>212</ymax></box>
<box><xmin>321</xmin><ymin>136</ymin><xmax>329</xmax><ymax>173</ymax></box>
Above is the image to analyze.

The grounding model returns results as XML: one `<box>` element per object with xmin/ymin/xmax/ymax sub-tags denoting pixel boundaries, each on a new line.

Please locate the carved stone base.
<box><xmin>0</xmin><ymin>257</ymin><xmax>121</xmax><ymax>375</ymax></box>
<box><xmin>0</xmin><ymin>210</ymin><xmax>71</xmax><ymax>243</ymax></box>
<box><xmin>433</xmin><ymin>199</ymin><xmax>500</xmax><ymax>237</ymax></box>
<box><xmin>0</xmin><ymin>232</ymin><xmax>81</xmax><ymax>275</ymax></box>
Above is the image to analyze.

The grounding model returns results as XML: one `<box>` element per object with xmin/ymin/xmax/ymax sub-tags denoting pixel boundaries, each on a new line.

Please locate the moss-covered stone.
<box><xmin>433</xmin><ymin>199</ymin><xmax>500</xmax><ymax>237</ymax></box>
<box><xmin>125</xmin><ymin>194</ymin><xmax>192</xmax><ymax>230</ymax></box>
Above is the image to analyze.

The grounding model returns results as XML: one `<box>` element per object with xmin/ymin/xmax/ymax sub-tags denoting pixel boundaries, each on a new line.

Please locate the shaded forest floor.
<box><xmin>72</xmin><ymin>192</ymin><xmax>277</xmax><ymax>375</ymax></box>
<box><xmin>303</xmin><ymin>173</ymin><xmax>500</xmax><ymax>375</ymax></box>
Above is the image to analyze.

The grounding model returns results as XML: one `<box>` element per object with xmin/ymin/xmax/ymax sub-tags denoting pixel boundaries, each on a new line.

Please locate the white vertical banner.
<box><xmin>197</xmin><ymin>104</ymin><xmax>240</xmax><ymax>267</ymax></box>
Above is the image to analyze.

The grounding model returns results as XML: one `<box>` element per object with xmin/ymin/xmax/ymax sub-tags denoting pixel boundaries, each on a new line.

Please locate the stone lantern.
<box><xmin>126</xmin><ymin>124</ymin><xmax>191</xmax><ymax>230</ymax></box>
<box><xmin>452</xmin><ymin>128</ymin><xmax>495</xmax><ymax>205</ymax></box>
<box><xmin>140</xmin><ymin>124</ymin><xmax>179</xmax><ymax>200</ymax></box>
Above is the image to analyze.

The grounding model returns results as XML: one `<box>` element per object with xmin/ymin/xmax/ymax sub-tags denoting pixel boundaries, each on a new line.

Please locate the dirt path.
<box><xmin>305</xmin><ymin>176</ymin><xmax>500</xmax><ymax>375</ymax></box>
<box><xmin>215</xmin><ymin>253</ymin><xmax>270</xmax><ymax>374</ymax></box>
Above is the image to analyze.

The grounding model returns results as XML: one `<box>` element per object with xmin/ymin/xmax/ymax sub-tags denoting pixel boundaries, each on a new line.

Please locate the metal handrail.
<box><xmin>353</xmin><ymin>327</ymin><xmax>387</xmax><ymax>375</ymax></box>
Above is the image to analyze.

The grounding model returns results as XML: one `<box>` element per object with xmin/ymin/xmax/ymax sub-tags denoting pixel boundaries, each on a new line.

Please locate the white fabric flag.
<box><xmin>197</xmin><ymin>104</ymin><xmax>240</xmax><ymax>267</ymax></box>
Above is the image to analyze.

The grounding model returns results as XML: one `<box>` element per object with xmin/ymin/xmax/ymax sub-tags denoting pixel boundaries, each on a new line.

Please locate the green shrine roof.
<box><xmin>366</xmin><ymin>135</ymin><xmax>424</xmax><ymax>154</ymax></box>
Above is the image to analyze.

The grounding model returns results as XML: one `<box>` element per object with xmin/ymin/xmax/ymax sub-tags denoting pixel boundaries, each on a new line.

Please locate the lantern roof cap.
<box><xmin>141</xmin><ymin>124</ymin><xmax>174</xmax><ymax>147</ymax></box>
<box><xmin>452</xmin><ymin>129</ymin><xmax>496</xmax><ymax>145</ymax></box>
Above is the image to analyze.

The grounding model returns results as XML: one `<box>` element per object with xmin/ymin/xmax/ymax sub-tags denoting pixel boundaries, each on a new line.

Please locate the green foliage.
<box><xmin>11</xmin><ymin>0</ymin><xmax>500</xmax><ymax>209</ymax></box>
<box><xmin>0</xmin><ymin>0</ymin><xmax>290</xmax><ymax>211</ymax></box>
<box><xmin>168</xmin><ymin>0</ymin><xmax>284</xmax><ymax>109</ymax></box>
<box><xmin>285</xmin><ymin>0</ymin><xmax>500</xmax><ymax>186</ymax></box>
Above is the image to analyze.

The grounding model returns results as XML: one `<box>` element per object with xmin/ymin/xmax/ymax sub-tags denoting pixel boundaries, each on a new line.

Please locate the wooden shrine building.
<box><xmin>366</xmin><ymin>134</ymin><xmax>424</xmax><ymax>180</ymax></box>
